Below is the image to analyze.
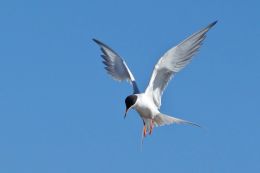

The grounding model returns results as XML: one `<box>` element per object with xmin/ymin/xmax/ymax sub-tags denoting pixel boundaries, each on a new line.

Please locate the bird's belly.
<box><xmin>134</xmin><ymin>100</ymin><xmax>158</xmax><ymax>119</ymax></box>
<box><xmin>135</xmin><ymin>106</ymin><xmax>152</xmax><ymax>119</ymax></box>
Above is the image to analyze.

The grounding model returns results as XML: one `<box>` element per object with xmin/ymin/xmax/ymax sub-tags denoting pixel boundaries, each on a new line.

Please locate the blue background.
<box><xmin>0</xmin><ymin>0</ymin><xmax>259</xmax><ymax>172</ymax></box>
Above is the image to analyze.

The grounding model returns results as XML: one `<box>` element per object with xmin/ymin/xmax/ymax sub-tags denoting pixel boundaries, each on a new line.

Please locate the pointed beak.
<box><xmin>124</xmin><ymin>108</ymin><xmax>129</xmax><ymax>119</ymax></box>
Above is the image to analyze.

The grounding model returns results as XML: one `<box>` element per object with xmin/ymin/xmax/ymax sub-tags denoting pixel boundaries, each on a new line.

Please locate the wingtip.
<box><xmin>92</xmin><ymin>38</ymin><xmax>100</xmax><ymax>44</ymax></box>
<box><xmin>208</xmin><ymin>20</ymin><xmax>218</xmax><ymax>28</ymax></box>
<box><xmin>92</xmin><ymin>38</ymin><xmax>109</xmax><ymax>49</ymax></box>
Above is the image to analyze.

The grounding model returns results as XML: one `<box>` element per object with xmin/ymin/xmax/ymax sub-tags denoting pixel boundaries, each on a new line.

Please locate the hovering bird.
<box><xmin>93</xmin><ymin>21</ymin><xmax>217</xmax><ymax>142</ymax></box>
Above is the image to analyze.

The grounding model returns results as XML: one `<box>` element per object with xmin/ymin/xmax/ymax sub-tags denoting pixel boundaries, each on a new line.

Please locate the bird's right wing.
<box><xmin>93</xmin><ymin>39</ymin><xmax>140</xmax><ymax>94</ymax></box>
<box><xmin>145</xmin><ymin>21</ymin><xmax>217</xmax><ymax>108</ymax></box>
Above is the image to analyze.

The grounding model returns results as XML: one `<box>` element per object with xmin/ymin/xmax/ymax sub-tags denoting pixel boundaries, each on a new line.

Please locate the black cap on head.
<box><xmin>125</xmin><ymin>95</ymin><xmax>137</xmax><ymax>110</ymax></box>
<box><xmin>124</xmin><ymin>95</ymin><xmax>137</xmax><ymax>118</ymax></box>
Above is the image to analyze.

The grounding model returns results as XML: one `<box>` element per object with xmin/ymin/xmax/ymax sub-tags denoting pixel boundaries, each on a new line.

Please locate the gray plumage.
<box><xmin>93</xmin><ymin>39</ymin><xmax>140</xmax><ymax>94</ymax></box>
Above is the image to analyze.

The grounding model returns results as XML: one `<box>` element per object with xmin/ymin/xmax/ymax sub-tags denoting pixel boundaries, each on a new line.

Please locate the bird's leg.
<box><xmin>142</xmin><ymin>120</ymin><xmax>147</xmax><ymax>138</ymax></box>
<box><xmin>141</xmin><ymin>120</ymin><xmax>146</xmax><ymax>146</ymax></box>
<box><xmin>149</xmin><ymin>119</ymin><xmax>154</xmax><ymax>135</ymax></box>
<box><xmin>143</xmin><ymin>125</ymin><xmax>147</xmax><ymax>137</ymax></box>
<box><xmin>140</xmin><ymin>123</ymin><xmax>145</xmax><ymax>150</ymax></box>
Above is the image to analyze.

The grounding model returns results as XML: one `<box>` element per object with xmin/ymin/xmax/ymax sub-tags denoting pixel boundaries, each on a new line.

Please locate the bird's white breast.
<box><xmin>133</xmin><ymin>93</ymin><xmax>159</xmax><ymax>119</ymax></box>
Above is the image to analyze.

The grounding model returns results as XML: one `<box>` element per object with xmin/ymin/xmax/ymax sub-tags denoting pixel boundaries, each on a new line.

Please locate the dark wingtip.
<box><xmin>93</xmin><ymin>38</ymin><xmax>107</xmax><ymax>51</ymax></box>
<box><xmin>208</xmin><ymin>20</ymin><xmax>218</xmax><ymax>28</ymax></box>
<box><xmin>93</xmin><ymin>38</ymin><xmax>100</xmax><ymax>44</ymax></box>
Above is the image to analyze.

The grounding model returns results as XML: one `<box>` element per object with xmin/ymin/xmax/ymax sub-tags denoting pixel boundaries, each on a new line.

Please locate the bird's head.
<box><xmin>124</xmin><ymin>94</ymin><xmax>138</xmax><ymax>118</ymax></box>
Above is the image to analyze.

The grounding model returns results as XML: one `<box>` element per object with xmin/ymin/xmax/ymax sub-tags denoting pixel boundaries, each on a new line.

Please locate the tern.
<box><xmin>93</xmin><ymin>21</ymin><xmax>217</xmax><ymax>142</ymax></box>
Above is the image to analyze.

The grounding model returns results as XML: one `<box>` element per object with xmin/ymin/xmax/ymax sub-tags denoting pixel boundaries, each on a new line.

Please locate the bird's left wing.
<box><xmin>93</xmin><ymin>39</ymin><xmax>140</xmax><ymax>94</ymax></box>
<box><xmin>145</xmin><ymin>21</ymin><xmax>217</xmax><ymax>108</ymax></box>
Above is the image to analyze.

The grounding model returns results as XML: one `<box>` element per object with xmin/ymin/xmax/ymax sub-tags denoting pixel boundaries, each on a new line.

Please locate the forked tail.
<box><xmin>140</xmin><ymin>114</ymin><xmax>200</xmax><ymax>150</ymax></box>
<box><xmin>153</xmin><ymin>113</ymin><xmax>201</xmax><ymax>127</ymax></box>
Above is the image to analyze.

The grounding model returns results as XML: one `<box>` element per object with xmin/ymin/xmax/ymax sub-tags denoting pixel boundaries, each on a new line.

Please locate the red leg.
<box><xmin>143</xmin><ymin>125</ymin><xmax>147</xmax><ymax>137</ymax></box>
<box><xmin>149</xmin><ymin>119</ymin><xmax>154</xmax><ymax>135</ymax></box>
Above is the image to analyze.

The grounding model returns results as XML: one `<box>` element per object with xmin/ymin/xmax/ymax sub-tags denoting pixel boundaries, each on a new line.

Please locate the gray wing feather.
<box><xmin>93</xmin><ymin>39</ymin><xmax>140</xmax><ymax>94</ymax></box>
<box><xmin>145</xmin><ymin>21</ymin><xmax>217</xmax><ymax>108</ymax></box>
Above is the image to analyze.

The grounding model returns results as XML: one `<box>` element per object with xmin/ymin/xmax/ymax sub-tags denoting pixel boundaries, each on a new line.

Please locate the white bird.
<box><xmin>93</xmin><ymin>21</ymin><xmax>217</xmax><ymax>142</ymax></box>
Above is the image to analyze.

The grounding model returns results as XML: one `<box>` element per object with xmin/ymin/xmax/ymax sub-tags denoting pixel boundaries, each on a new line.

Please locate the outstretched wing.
<box><xmin>93</xmin><ymin>39</ymin><xmax>140</xmax><ymax>94</ymax></box>
<box><xmin>145</xmin><ymin>21</ymin><xmax>217</xmax><ymax>108</ymax></box>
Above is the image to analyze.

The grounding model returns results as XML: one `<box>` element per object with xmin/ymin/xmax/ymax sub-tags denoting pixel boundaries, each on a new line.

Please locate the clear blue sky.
<box><xmin>0</xmin><ymin>0</ymin><xmax>259</xmax><ymax>172</ymax></box>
